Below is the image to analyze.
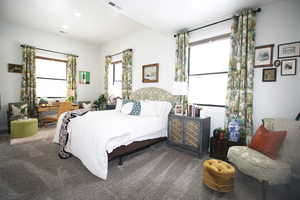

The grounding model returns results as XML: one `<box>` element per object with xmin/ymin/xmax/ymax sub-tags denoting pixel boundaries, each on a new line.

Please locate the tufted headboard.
<box><xmin>130</xmin><ymin>87</ymin><xmax>175</xmax><ymax>103</ymax></box>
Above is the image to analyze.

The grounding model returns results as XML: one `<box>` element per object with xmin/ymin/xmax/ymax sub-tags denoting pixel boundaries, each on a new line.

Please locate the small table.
<box><xmin>10</xmin><ymin>118</ymin><xmax>38</xmax><ymax>139</ymax></box>
<box><xmin>209</xmin><ymin>137</ymin><xmax>243</xmax><ymax>161</ymax></box>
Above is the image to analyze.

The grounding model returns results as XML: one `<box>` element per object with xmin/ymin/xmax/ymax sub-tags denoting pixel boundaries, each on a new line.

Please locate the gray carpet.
<box><xmin>0</xmin><ymin>135</ymin><xmax>299</xmax><ymax>200</ymax></box>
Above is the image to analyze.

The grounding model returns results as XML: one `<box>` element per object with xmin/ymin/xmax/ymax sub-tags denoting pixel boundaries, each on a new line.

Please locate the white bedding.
<box><xmin>53</xmin><ymin>110</ymin><xmax>168</xmax><ymax>180</ymax></box>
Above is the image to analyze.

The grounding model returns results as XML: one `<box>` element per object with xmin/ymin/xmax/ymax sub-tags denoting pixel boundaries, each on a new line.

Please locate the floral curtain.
<box><xmin>67</xmin><ymin>55</ymin><xmax>77</xmax><ymax>103</ymax></box>
<box><xmin>122</xmin><ymin>50</ymin><xmax>133</xmax><ymax>99</ymax></box>
<box><xmin>174</xmin><ymin>32</ymin><xmax>189</xmax><ymax>114</ymax></box>
<box><xmin>21</xmin><ymin>45</ymin><xmax>36</xmax><ymax>116</ymax></box>
<box><xmin>104</xmin><ymin>56</ymin><xmax>112</xmax><ymax>99</ymax></box>
<box><xmin>225</xmin><ymin>9</ymin><xmax>256</xmax><ymax>144</ymax></box>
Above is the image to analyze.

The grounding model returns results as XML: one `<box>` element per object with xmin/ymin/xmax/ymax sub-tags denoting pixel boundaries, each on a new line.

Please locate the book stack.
<box><xmin>188</xmin><ymin>104</ymin><xmax>202</xmax><ymax>117</ymax></box>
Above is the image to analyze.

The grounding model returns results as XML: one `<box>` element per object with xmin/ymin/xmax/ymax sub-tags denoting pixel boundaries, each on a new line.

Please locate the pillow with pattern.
<box><xmin>122</xmin><ymin>100</ymin><xmax>141</xmax><ymax>116</ymax></box>
<box><xmin>11</xmin><ymin>104</ymin><xmax>28</xmax><ymax>117</ymax></box>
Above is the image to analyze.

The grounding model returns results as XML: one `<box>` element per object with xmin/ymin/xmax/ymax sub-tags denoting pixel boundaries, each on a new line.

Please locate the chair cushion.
<box><xmin>249</xmin><ymin>125</ymin><xmax>287</xmax><ymax>159</ymax></box>
<box><xmin>228</xmin><ymin>146</ymin><xmax>291</xmax><ymax>185</ymax></box>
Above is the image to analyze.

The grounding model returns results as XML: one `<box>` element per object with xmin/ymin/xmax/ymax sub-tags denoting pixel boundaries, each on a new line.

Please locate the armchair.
<box><xmin>7</xmin><ymin>102</ymin><xmax>29</xmax><ymax>133</ymax></box>
<box><xmin>227</xmin><ymin>117</ymin><xmax>300</xmax><ymax>200</ymax></box>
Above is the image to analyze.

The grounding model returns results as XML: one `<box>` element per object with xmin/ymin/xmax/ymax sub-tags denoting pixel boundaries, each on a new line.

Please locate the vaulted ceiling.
<box><xmin>0</xmin><ymin>0</ymin><xmax>285</xmax><ymax>45</ymax></box>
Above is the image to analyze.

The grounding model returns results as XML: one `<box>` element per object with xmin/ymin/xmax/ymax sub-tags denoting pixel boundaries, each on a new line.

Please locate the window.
<box><xmin>108</xmin><ymin>61</ymin><xmax>122</xmax><ymax>97</ymax></box>
<box><xmin>35</xmin><ymin>57</ymin><xmax>67</xmax><ymax>98</ymax></box>
<box><xmin>188</xmin><ymin>34</ymin><xmax>230</xmax><ymax>106</ymax></box>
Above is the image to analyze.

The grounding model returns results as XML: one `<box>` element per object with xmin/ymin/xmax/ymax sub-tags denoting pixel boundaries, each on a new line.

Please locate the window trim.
<box><xmin>35</xmin><ymin>56</ymin><xmax>68</xmax><ymax>98</ymax></box>
<box><xmin>188</xmin><ymin>34</ymin><xmax>230</xmax><ymax>107</ymax></box>
<box><xmin>111</xmin><ymin>60</ymin><xmax>122</xmax><ymax>84</ymax></box>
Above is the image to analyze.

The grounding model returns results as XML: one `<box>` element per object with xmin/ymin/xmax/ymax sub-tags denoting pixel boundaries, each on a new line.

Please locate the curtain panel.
<box><xmin>122</xmin><ymin>50</ymin><xmax>133</xmax><ymax>99</ymax></box>
<box><xmin>225</xmin><ymin>9</ymin><xmax>256</xmax><ymax>144</ymax></box>
<box><xmin>174</xmin><ymin>32</ymin><xmax>189</xmax><ymax>114</ymax></box>
<box><xmin>104</xmin><ymin>56</ymin><xmax>112</xmax><ymax>99</ymax></box>
<box><xmin>21</xmin><ymin>45</ymin><xmax>36</xmax><ymax>116</ymax></box>
<box><xmin>67</xmin><ymin>55</ymin><xmax>77</xmax><ymax>103</ymax></box>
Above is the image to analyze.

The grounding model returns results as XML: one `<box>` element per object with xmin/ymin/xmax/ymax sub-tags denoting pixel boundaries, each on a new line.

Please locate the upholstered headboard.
<box><xmin>130</xmin><ymin>87</ymin><xmax>175</xmax><ymax>103</ymax></box>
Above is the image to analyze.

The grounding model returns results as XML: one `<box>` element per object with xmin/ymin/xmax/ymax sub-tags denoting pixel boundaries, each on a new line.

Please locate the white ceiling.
<box><xmin>113</xmin><ymin>0</ymin><xmax>284</xmax><ymax>33</ymax></box>
<box><xmin>0</xmin><ymin>0</ymin><xmax>144</xmax><ymax>45</ymax></box>
<box><xmin>0</xmin><ymin>0</ymin><xmax>284</xmax><ymax>45</ymax></box>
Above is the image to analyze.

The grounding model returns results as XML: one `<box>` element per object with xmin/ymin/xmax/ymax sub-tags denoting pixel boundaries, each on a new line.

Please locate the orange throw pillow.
<box><xmin>249</xmin><ymin>125</ymin><xmax>286</xmax><ymax>160</ymax></box>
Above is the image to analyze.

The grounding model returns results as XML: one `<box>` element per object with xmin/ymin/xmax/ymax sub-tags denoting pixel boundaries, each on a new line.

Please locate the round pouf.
<box><xmin>203</xmin><ymin>159</ymin><xmax>235</xmax><ymax>192</ymax></box>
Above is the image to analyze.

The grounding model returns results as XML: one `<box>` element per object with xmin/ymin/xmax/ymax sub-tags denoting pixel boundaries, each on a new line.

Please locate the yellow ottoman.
<box><xmin>203</xmin><ymin>159</ymin><xmax>235</xmax><ymax>192</ymax></box>
<box><xmin>10</xmin><ymin>118</ymin><xmax>38</xmax><ymax>139</ymax></box>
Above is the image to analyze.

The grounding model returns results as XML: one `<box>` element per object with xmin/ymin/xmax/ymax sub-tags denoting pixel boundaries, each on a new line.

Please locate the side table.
<box><xmin>209</xmin><ymin>137</ymin><xmax>243</xmax><ymax>161</ymax></box>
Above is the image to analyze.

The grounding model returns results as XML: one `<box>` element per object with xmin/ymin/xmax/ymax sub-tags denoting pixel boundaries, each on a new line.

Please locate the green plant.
<box><xmin>66</xmin><ymin>96</ymin><xmax>74</xmax><ymax>103</ymax></box>
<box><xmin>93</xmin><ymin>94</ymin><xmax>107</xmax><ymax>110</ymax></box>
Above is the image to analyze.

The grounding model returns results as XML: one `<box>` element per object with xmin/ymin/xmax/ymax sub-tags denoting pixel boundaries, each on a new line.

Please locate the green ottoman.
<box><xmin>10</xmin><ymin>118</ymin><xmax>38</xmax><ymax>139</ymax></box>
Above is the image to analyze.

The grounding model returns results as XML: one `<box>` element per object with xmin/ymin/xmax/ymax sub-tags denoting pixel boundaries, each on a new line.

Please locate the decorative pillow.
<box><xmin>82</xmin><ymin>103</ymin><xmax>92</xmax><ymax>109</ymax></box>
<box><xmin>122</xmin><ymin>100</ymin><xmax>141</xmax><ymax>116</ymax></box>
<box><xmin>11</xmin><ymin>104</ymin><xmax>28</xmax><ymax>117</ymax></box>
<box><xmin>115</xmin><ymin>99</ymin><xmax>123</xmax><ymax>112</ymax></box>
<box><xmin>140</xmin><ymin>101</ymin><xmax>159</xmax><ymax>117</ymax></box>
<box><xmin>249</xmin><ymin>125</ymin><xmax>287</xmax><ymax>160</ymax></box>
<box><xmin>121</xmin><ymin>102</ymin><xmax>134</xmax><ymax>115</ymax></box>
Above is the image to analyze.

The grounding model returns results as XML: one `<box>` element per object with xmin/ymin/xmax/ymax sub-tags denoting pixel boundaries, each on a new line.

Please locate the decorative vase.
<box><xmin>228</xmin><ymin>119</ymin><xmax>240</xmax><ymax>142</ymax></box>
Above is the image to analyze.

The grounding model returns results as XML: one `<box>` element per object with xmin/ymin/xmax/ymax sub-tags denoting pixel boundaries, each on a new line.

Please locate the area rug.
<box><xmin>10</xmin><ymin>127</ymin><xmax>55</xmax><ymax>145</ymax></box>
<box><xmin>0</xmin><ymin>138</ymin><xmax>299</xmax><ymax>200</ymax></box>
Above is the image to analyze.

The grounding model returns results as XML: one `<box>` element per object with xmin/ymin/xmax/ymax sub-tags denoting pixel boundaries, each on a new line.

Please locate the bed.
<box><xmin>53</xmin><ymin>87</ymin><xmax>175</xmax><ymax>180</ymax></box>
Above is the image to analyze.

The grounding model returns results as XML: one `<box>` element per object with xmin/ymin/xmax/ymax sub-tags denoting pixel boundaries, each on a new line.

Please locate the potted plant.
<box><xmin>93</xmin><ymin>94</ymin><xmax>107</xmax><ymax>110</ymax></box>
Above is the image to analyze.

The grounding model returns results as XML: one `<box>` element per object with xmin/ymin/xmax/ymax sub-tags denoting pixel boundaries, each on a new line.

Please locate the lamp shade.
<box><xmin>172</xmin><ymin>82</ymin><xmax>188</xmax><ymax>95</ymax></box>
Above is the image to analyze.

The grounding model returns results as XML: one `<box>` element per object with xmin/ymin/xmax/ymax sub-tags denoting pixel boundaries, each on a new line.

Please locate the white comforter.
<box><xmin>53</xmin><ymin>110</ymin><xmax>166</xmax><ymax>180</ymax></box>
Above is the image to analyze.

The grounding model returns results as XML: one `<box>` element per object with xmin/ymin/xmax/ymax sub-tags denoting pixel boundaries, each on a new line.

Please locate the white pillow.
<box><xmin>82</xmin><ymin>103</ymin><xmax>92</xmax><ymax>109</ymax></box>
<box><xmin>115</xmin><ymin>99</ymin><xmax>123</xmax><ymax>112</ymax></box>
<box><xmin>121</xmin><ymin>102</ymin><xmax>134</xmax><ymax>115</ymax></box>
<box><xmin>140</xmin><ymin>101</ymin><xmax>160</xmax><ymax>117</ymax></box>
<box><xmin>157</xmin><ymin>101</ymin><xmax>172</xmax><ymax>117</ymax></box>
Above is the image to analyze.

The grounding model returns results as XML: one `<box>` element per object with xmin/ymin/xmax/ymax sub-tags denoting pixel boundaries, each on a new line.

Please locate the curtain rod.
<box><xmin>107</xmin><ymin>48</ymin><xmax>133</xmax><ymax>58</ymax></box>
<box><xmin>20</xmin><ymin>45</ymin><xmax>79</xmax><ymax>58</ymax></box>
<box><xmin>174</xmin><ymin>8</ymin><xmax>261</xmax><ymax>38</ymax></box>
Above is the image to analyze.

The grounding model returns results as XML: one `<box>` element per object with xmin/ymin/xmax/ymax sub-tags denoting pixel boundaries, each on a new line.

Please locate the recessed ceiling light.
<box><xmin>59</xmin><ymin>30</ymin><xmax>68</xmax><ymax>34</ymax></box>
<box><xmin>108</xmin><ymin>1</ymin><xmax>121</xmax><ymax>10</ymax></box>
<box><xmin>74</xmin><ymin>12</ymin><xmax>81</xmax><ymax>17</ymax></box>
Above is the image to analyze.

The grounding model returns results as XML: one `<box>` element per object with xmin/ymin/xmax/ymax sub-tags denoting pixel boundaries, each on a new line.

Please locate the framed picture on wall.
<box><xmin>142</xmin><ymin>63</ymin><xmax>159</xmax><ymax>83</ymax></box>
<box><xmin>8</xmin><ymin>64</ymin><xmax>23</xmax><ymax>73</ymax></box>
<box><xmin>254</xmin><ymin>44</ymin><xmax>274</xmax><ymax>67</ymax></box>
<box><xmin>262</xmin><ymin>68</ymin><xmax>277</xmax><ymax>82</ymax></box>
<box><xmin>79</xmin><ymin>71</ymin><xmax>90</xmax><ymax>84</ymax></box>
<box><xmin>278</xmin><ymin>42</ymin><xmax>300</xmax><ymax>59</ymax></box>
<box><xmin>281</xmin><ymin>59</ymin><xmax>297</xmax><ymax>76</ymax></box>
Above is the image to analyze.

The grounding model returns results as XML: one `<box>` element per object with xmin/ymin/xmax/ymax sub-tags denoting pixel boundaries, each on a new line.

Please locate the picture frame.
<box><xmin>142</xmin><ymin>63</ymin><xmax>159</xmax><ymax>83</ymax></box>
<box><xmin>79</xmin><ymin>71</ymin><xmax>90</xmax><ymax>84</ymax></box>
<box><xmin>262</xmin><ymin>68</ymin><xmax>277</xmax><ymax>82</ymax></box>
<box><xmin>254</xmin><ymin>44</ymin><xmax>274</xmax><ymax>67</ymax></box>
<box><xmin>8</xmin><ymin>64</ymin><xmax>23</xmax><ymax>73</ymax></box>
<box><xmin>281</xmin><ymin>59</ymin><xmax>297</xmax><ymax>76</ymax></box>
<box><xmin>278</xmin><ymin>42</ymin><xmax>300</xmax><ymax>59</ymax></box>
<box><xmin>174</xmin><ymin>105</ymin><xmax>183</xmax><ymax>116</ymax></box>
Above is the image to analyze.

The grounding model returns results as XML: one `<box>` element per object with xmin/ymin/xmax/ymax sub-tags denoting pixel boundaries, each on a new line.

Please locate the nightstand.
<box><xmin>209</xmin><ymin>137</ymin><xmax>243</xmax><ymax>161</ymax></box>
<box><xmin>167</xmin><ymin>114</ymin><xmax>211</xmax><ymax>157</ymax></box>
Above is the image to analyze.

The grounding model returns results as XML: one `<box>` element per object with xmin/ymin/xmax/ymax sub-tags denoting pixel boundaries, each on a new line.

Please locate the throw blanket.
<box><xmin>58</xmin><ymin>109</ymin><xmax>89</xmax><ymax>159</ymax></box>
